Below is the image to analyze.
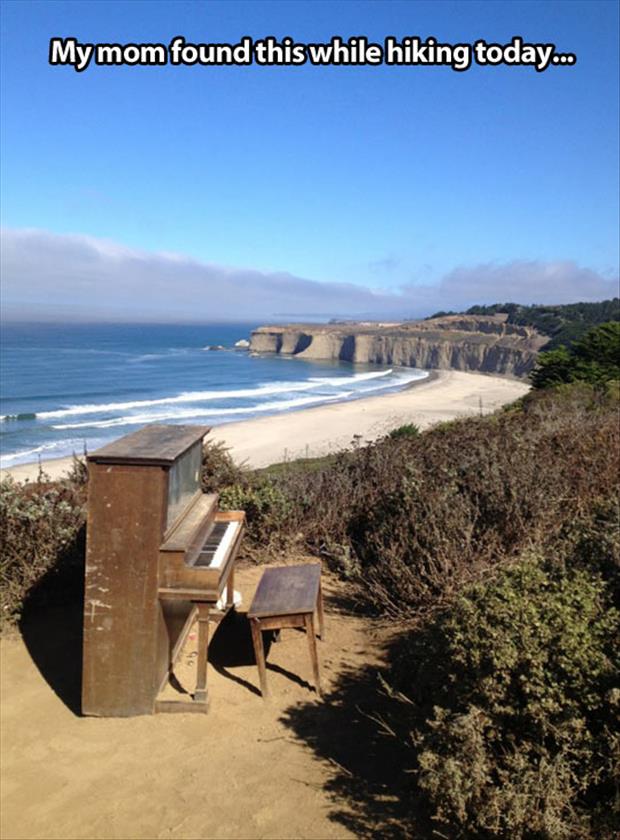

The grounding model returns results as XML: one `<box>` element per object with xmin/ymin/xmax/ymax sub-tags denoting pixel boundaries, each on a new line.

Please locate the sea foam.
<box><xmin>2</xmin><ymin>368</ymin><xmax>399</xmax><ymax>422</ymax></box>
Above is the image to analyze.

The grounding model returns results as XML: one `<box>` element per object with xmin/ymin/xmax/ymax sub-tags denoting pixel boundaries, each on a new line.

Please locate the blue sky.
<box><xmin>1</xmin><ymin>0</ymin><xmax>618</xmax><ymax>321</ymax></box>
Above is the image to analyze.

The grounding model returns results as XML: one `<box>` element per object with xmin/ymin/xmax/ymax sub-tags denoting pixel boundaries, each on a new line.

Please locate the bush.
<box><xmin>386</xmin><ymin>423</ymin><xmax>420</xmax><ymax>440</ymax></box>
<box><xmin>383</xmin><ymin>554</ymin><xmax>620</xmax><ymax>838</ymax></box>
<box><xmin>531</xmin><ymin>322</ymin><xmax>620</xmax><ymax>389</ymax></box>
<box><xmin>201</xmin><ymin>439</ymin><xmax>247</xmax><ymax>492</ymax></box>
<box><xmin>261</xmin><ymin>383</ymin><xmax>618</xmax><ymax>615</ymax></box>
<box><xmin>219</xmin><ymin>482</ymin><xmax>293</xmax><ymax>549</ymax></box>
<box><xmin>0</xmin><ymin>474</ymin><xmax>86</xmax><ymax>629</ymax></box>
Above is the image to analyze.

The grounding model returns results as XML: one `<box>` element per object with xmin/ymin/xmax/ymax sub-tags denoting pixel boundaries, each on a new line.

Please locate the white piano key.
<box><xmin>210</xmin><ymin>521</ymin><xmax>240</xmax><ymax>569</ymax></box>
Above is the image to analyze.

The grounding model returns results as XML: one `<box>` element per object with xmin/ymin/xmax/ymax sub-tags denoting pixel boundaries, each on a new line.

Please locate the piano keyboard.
<box><xmin>194</xmin><ymin>520</ymin><xmax>241</xmax><ymax>569</ymax></box>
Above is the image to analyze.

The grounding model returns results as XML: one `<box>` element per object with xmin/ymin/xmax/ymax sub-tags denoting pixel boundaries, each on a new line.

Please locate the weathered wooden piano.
<box><xmin>82</xmin><ymin>424</ymin><xmax>245</xmax><ymax>716</ymax></box>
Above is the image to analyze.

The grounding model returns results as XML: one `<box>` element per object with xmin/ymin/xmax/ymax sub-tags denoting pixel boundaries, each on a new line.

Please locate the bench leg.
<box><xmin>250</xmin><ymin>618</ymin><xmax>269</xmax><ymax>699</ymax></box>
<box><xmin>194</xmin><ymin>604</ymin><xmax>210</xmax><ymax>704</ymax></box>
<box><xmin>304</xmin><ymin>613</ymin><xmax>322</xmax><ymax>698</ymax></box>
<box><xmin>317</xmin><ymin>579</ymin><xmax>325</xmax><ymax>641</ymax></box>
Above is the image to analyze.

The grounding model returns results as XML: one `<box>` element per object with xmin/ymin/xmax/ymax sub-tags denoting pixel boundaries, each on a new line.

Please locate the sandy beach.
<box><xmin>1</xmin><ymin>370</ymin><xmax>530</xmax><ymax>481</ymax></box>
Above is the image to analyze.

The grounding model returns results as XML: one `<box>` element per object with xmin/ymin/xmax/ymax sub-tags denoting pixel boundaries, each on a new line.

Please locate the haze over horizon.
<box><xmin>1</xmin><ymin>1</ymin><xmax>618</xmax><ymax>322</ymax></box>
<box><xmin>1</xmin><ymin>226</ymin><xmax>618</xmax><ymax>323</ymax></box>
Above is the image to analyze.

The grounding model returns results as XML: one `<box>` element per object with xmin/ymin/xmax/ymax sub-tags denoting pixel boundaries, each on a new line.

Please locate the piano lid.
<box><xmin>88</xmin><ymin>424</ymin><xmax>211</xmax><ymax>467</ymax></box>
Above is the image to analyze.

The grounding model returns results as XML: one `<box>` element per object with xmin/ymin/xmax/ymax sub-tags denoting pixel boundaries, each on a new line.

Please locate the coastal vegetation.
<box><xmin>430</xmin><ymin>297</ymin><xmax>620</xmax><ymax>350</ymax></box>
<box><xmin>379</xmin><ymin>547</ymin><xmax>619</xmax><ymax>838</ymax></box>
<box><xmin>530</xmin><ymin>321</ymin><xmax>620</xmax><ymax>389</ymax></box>
<box><xmin>1</xmin><ymin>318</ymin><xmax>618</xmax><ymax>838</ymax></box>
<box><xmin>0</xmin><ymin>458</ymin><xmax>86</xmax><ymax>628</ymax></box>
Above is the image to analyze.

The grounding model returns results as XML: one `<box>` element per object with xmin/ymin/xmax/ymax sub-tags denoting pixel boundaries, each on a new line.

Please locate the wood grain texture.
<box><xmin>82</xmin><ymin>462</ymin><xmax>168</xmax><ymax>716</ymax></box>
<box><xmin>248</xmin><ymin>564</ymin><xmax>323</xmax><ymax>700</ymax></box>
<box><xmin>88</xmin><ymin>424</ymin><xmax>210</xmax><ymax>466</ymax></box>
<box><xmin>248</xmin><ymin>564</ymin><xmax>321</xmax><ymax>618</ymax></box>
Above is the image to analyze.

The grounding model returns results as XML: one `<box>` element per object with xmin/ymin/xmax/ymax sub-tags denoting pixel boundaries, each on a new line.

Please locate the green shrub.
<box><xmin>387</xmin><ymin>423</ymin><xmax>420</xmax><ymax>440</ymax></box>
<box><xmin>383</xmin><ymin>555</ymin><xmax>620</xmax><ymax>838</ymax></box>
<box><xmin>0</xmin><ymin>475</ymin><xmax>86</xmax><ymax>629</ymax></box>
<box><xmin>462</xmin><ymin>298</ymin><xmax>620</xmax><ymax>349</ymax></box>
<box><xmin>554</xmin><ymin>496</ymin><xmax>620</xmax><ymax>597</ymax></box>
<box><xmin>219</xmin><ymin>481</ymin><xmax>293</xmax><ymax>548</ymax></box>
<box><xmin>341</xmin><ymin>386</ymin><xmax>618</xmax><ymax>614</ymax></box>
<box><xmin>531</xmin><ymin>322</ymin><xmax>620</xmax><ymax>389</ymax></box>
<box><xmin>201</xmin><ymin>439</ymin><xmax>246</xmax><ymax>492</ymax></box>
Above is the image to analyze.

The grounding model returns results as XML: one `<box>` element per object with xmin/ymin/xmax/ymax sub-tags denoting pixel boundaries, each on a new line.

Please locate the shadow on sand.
<box><xmin>209</xmin><ymin>609</ymin><xmax>316</xmax><ymax>696</ymax></box>
<box><xmin>279</xmin><ymin>647</ymin><xmax>434</xmax><ymax>839</ymax></box>
<box><xmin>19</xmin><ymin>557</ymin><xmax>85</xmax><ymax>717</ymax></box>
<box><xmin>18</xmin><ymin>588</ymin><xmax>270</xmax><ymax>714</ymax></box>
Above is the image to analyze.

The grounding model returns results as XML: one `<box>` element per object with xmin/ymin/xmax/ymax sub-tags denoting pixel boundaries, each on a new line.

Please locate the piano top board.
<box><xmin>88</xmin><ymin>424</ymin><xmax>211</xmax><ymax>467</ymax></box>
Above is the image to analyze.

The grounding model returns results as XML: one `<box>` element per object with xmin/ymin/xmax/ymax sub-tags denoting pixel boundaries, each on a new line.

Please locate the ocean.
<box><xmin>0</xmin><ymin>322</ymin><xmax>427</xmax><ymax>467</ymax></box>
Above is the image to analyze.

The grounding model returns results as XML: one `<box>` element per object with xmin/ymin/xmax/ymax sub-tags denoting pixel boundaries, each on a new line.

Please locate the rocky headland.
<box><xmin>250</xmin><ymin>314</ymin><xmax>549</xmax><ymax>377</ymax></box>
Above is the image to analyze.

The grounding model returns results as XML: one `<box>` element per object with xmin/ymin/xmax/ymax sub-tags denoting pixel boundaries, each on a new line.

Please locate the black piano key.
<box><xmin>193</xmin><ymin>522</ymin><xmax>229</xmax><ymax>567</ymax></box>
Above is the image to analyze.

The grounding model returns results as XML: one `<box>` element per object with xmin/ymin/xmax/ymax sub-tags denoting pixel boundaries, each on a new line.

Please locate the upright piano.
<box><xmin>82</xmin><ymin>424</ymin><xmax>245</xmax><ymax>716</ymax></box>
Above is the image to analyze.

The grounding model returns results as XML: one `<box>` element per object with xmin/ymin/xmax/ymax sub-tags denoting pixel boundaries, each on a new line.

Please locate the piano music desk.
<box><xmin>248</xmin><ymin>564</ymin><xmax>324</xmax><ymax>699</ymax></box>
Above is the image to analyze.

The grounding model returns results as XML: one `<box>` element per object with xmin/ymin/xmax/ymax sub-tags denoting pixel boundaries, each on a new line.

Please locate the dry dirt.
<box><xmin>1</xmin><ymin>563</ymin><xmax>411</xmax><ymax>840</ymax></box>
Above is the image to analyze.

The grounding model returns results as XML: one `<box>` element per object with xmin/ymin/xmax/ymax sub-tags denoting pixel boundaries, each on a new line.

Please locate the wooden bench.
<box><xmin>248</xmin><ymin>564</ymin><xmax>325</xmax><ymax>699</ymax></box>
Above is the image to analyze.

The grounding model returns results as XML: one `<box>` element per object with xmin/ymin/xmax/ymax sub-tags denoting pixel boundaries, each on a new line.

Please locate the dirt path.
<box><xmin>1</xmin><ymin>564</ymin><xmax>392</xmax><ymax>840</ymax></box>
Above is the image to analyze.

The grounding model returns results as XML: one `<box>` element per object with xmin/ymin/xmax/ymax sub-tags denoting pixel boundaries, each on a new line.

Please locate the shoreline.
<box><xmin>0</xmin><ymin>370</ymin><xmax>530</xmax><ymax>482</ymax></box>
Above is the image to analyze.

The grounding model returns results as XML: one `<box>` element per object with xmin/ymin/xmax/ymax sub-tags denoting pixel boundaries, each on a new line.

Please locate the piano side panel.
<box><xmin>82</xmin><ymin>462</ymin><xmax>167</xmax><ymax>716</ymax></box>
<box><xmin>156</xmin><ymin>598</ymin><xmax>196</xmax><ymax>694</ymax></box>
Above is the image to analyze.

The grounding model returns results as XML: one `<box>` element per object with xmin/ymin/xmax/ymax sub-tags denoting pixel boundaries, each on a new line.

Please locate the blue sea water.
<box><xmin>0</xmin><ymin>322</ymin><xmax>427</xmax><ymax>467</ymax></box>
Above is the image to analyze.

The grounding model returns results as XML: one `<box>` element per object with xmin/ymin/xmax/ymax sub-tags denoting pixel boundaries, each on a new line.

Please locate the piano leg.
<box><xmin>226</xmin><ymin>567</ymin><xmax>235</xmax><ymax>609</ymax></box>
<box><xmin>194</xmin><ymin>603</ymin><xmax>210</xmax><ymax>704</ymax></box>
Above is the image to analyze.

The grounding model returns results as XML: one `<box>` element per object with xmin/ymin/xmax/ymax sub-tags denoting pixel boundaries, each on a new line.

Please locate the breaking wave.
<box><xmin>2</xmin><ymin>368</ymin><xmax>400</xmax><ymax>422</ymax></box>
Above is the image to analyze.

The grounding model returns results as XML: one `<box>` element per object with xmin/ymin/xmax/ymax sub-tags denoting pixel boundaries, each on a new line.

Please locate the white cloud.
<box><xmin>1</xmin><ymin>228</ymin><xmax>617</xmax><ymax>322</ymax></box>
<box><xmin>412</xmin><ymin>260</ymin><xmax>619</xmax><ymax>310</ymax></box>
<box><xmin>0</xmin><ymin>227</ymin><xmax>398</xmax><ymax>321</ymax></box>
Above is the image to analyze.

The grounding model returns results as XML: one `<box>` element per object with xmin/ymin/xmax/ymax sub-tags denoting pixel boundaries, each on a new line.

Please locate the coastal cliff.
<box><xmin>250</xmin><ymin>315</ymin><xmax>549</xmax><ymax>377</ymax></box>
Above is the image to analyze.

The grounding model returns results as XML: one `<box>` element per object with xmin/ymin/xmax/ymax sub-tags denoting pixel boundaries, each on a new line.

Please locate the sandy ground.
<box><xmin>1</xmin><ymin>370</ymin><xmax>529</xmax><ymax>481</ymax></box>
<box><xmin>1</xmin><ymin>563</ymin><xmax>396</xmax><ymax>840</ymax></box>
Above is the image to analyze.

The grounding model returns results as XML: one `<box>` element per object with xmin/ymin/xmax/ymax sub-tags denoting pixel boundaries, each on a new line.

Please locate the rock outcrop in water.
<box><xmin>250</xmin><ymin>315</ymin><xmax>549</xmax><ymax>378</ymax></box>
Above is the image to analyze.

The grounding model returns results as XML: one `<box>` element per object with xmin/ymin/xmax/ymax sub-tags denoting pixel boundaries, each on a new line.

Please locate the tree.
<box><xmin>530</xmin><ymin>346</ymin><xmax>575</xmax><ymax>389</ymax></box>
<box><xmin>530</xmin><ymin>322</ymin><xmax>620</xmax><ymax>389</ymax></box>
